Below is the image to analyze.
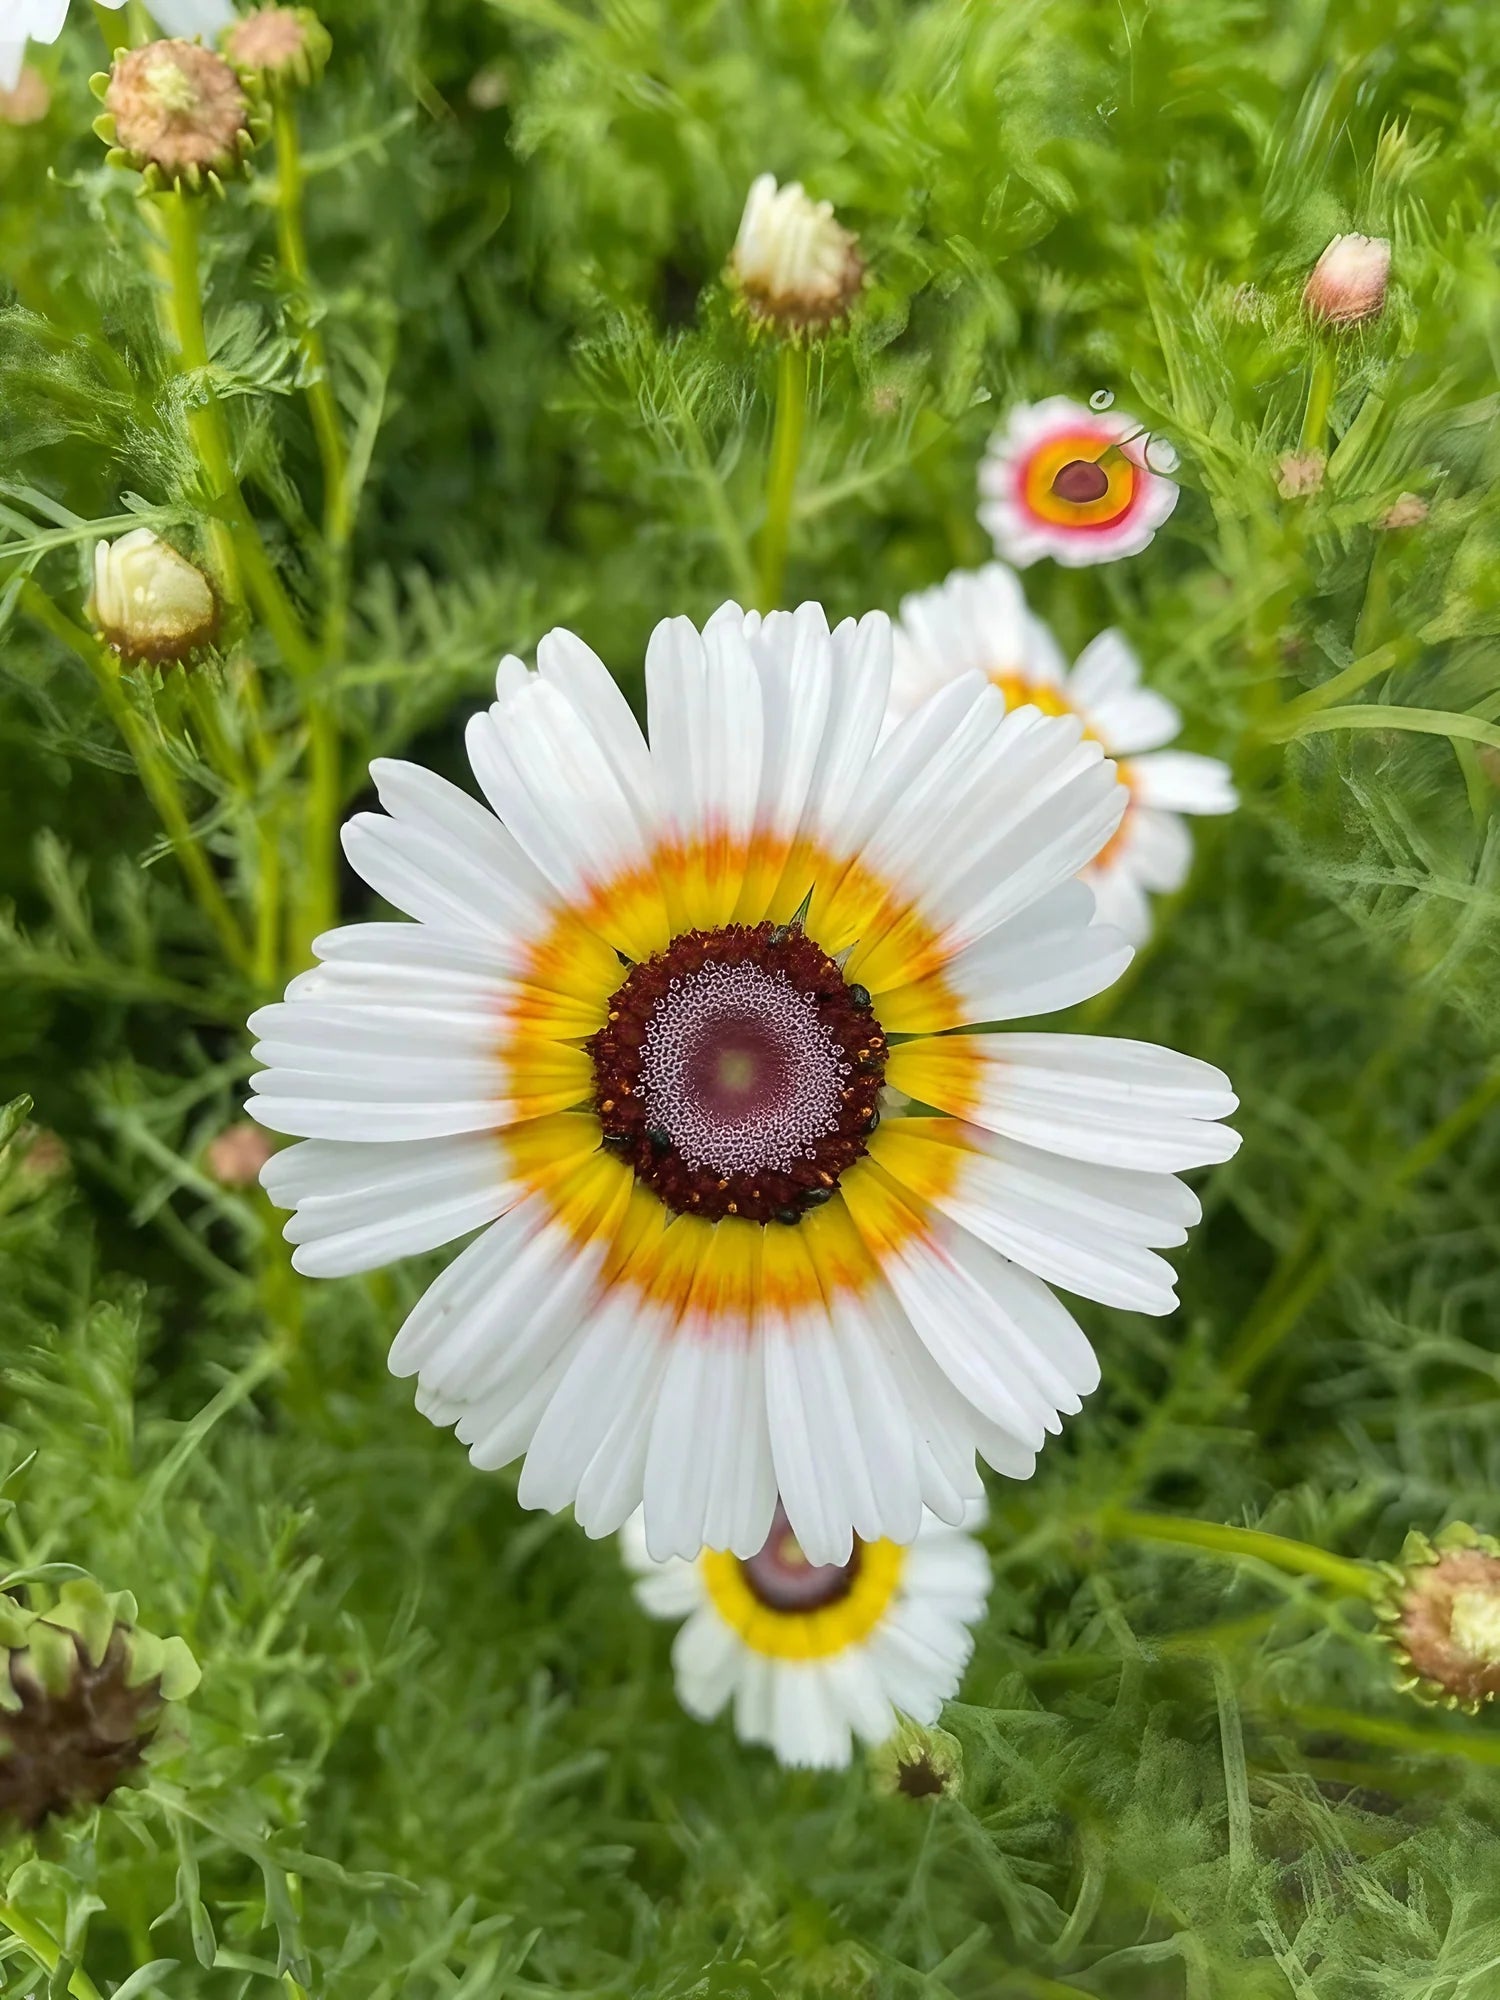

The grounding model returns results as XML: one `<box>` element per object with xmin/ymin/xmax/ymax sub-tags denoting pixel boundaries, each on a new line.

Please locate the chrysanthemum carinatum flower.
<box><xmin>3</xmin><ymin>0</ymin><xmax>234</xmax><ymax>91</ymax></box>
<box><xmin>622</xmin><ymin>1498</ymin><xmax>990</xmax><ymax>1768</ymax></box>
<box><xmin>729</xmin><ymin>174</ymin><xmax>863</xmax><ymax>334</ymax></box>
<box><xmin>979</xmin><ymin>395</ymin><xmax>1179</xmax><ymax>568</ymax></box>
<box><xmin>248</xmin><ymin>602</ymin><xmax>1240</xmax><ymax>1564</ymax></box>
<box><xmin>894</xmin><ymin>565</ymin><xmax>1237</xmax><ymax>943</ymax></box>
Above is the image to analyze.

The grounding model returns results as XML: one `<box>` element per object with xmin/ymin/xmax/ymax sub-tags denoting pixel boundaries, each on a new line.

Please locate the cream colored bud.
<box><xmin>89</xmin><ymin>529</ymin><xmax>217</xmax><ymax>665</ymax></box>
<box><xmin>1304</xmin><ymin>233</ymin><xmax>1391</xmax><ymax>327</ymax></box>
<box><xmin>728</xmin><ymin>174</ymin><xmax>863</xmax><ymax>334</ymax></box>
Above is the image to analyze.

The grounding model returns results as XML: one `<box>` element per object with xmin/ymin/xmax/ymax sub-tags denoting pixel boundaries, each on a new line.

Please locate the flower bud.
<box><xmin>1276</xmin><ymin>450</ymin><xmax>1325</xmax><ymax>499</ymax></box>
<box><xmin>869</xmin><ymin>1717</ymin><xmax>963</xmax><ymax>1802</ymax></box>
<box><xmin>728</xmin><ymin>174</ymin><xmax>863</xmax><ymax>336</ymax></box>
<box><xmin>1377</xmin><ymin>1524</ymin><xmax>1500</xmax><ymax>1713</ymax></box>
<box><xmin>92</xmin><ymin>38</ymin><xmax>261</xmax><ymax>194</ymax></box>
<box><xmin>1380</xmin><ymin>492</ymin><xmax>1427</xmax><ymax>531</ymax></box>
<box><xmin>205</xmin><ymin>1119</ymin><xmax>275</xmax><ymax>1187</ymax></box>
<box><xmin>1304</xmin><ymin>233</ymin><xmax>1391</xmax><ymax>328</ymax></box>
<box><xmin>0</xmin><ymin>1579</ymin><xmax>199</xmax><ymax>1831</ymax></box>
<box><xmin>89</xmin><ymin>528</ymin><xmax>218</xmax><ymax>665</ymax></box>
<box><xmin>223</xmin><ymin>7</ymin><xmax>331</xmax><ymax>92</ymax></box>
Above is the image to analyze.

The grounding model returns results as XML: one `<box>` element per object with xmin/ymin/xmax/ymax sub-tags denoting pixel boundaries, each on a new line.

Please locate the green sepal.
<box><xmin>156</xmin><ymin>1637</ymin><xmax>202</xmax><ymax>1701</ymax></box>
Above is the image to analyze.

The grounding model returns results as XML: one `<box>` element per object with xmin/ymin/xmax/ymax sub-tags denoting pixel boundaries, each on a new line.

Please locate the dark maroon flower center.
<box><xmin>739</xmin><ymin>1504</ymin><xmax>860</xmax><ymax>1612</ymax></box>
<box><xmin>1050</xmin><ymin>456</ymin><xmax>1113</xmax><ymax>504</ymax></box>
<box><xmin>589</xmin><ymin>920</ymin><xmax>886</xmax><ymax>1224</ymax></box>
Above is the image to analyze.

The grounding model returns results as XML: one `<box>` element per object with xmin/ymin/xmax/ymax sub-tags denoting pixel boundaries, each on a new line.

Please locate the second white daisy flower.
<box><xmin>894</xmin><ymin>565</ymin><xmax>1237</xmax><ymax>942</ymax></box>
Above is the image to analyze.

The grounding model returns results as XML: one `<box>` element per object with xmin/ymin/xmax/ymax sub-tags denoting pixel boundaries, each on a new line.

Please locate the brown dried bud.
<box><xmin>1378</xmin><ymin>1525</ymin><xmax>1500</xmax><ymax>1712</ymax></box>
<box><xmin>1304</xmin><ymin>233</ymin><xmax>1391</xmax><ymax>328</ymax></box>
<box><xmin>0</xmin><ymin>1582</ymin><xmax>199</xmax><ymax>1831</ymax></box>
<box><xmin>223</xmin><ymin>7</ymin><xmax>331</xmax><ymax>91</ymax></box>
<box><xmin>205</xmin><ymin>1119</ymin><xmax>275</xmax><ymax>1187</ymax></box>
<box><xmin>95</xmin><ymin>39</ymin><xmax>258</xmax><ymax>194</ymax></box>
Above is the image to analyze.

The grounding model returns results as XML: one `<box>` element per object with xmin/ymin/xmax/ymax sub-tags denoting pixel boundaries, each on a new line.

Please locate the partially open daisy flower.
<box><xmin>622</xmin><ymin>1498</ymin><xmax>990</xmax><ymax>1769</ymax></box>
<box><xmin>728</xmin><ymin>174</ymin><xmax>863</xmax><ymax>334</ymax></box>
<box><xmin>894</xmin><ymin>565</ymin><xmax>1237</xmax><ymax>942</ymax></box>
<box><xmin>979</xmin><ymin>396</ymin><xmax>1179</xmax><ymax>568</ymax></box>
<box><xmin>248</xmin><ymin>601</ymin><xmax>1239</xmax><ymax>1565</ymax></box>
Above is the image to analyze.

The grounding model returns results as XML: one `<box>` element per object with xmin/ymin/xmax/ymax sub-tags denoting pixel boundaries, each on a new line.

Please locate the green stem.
<box><xmin>0</xmin><ymin>1899</ymin><xmax>105</xmax><ymax>2000</ymax></box>
<box><xmin>1224</xmin><ymin>1062</ymin><xmax>1500</xmax><ymax>1388</ymax></box>
<box><xmin>272</xmin><ymin>97</ymin><xmax>351</xmax><ymax>641</ymax></box>
<box><xmin>1277</xmin><ymin>702</ymin><xmax>1500</xmax><ymax>756</ymax></box>
<box><xmin>1298</xmin><ymin>345</ymin><xmax>1337</xmax><ymax>456</ymax></box>
<box><xmin>157</xmin><ymin>193</ymin><xmax>319</xmax><ymax>678</ymax></box>
<box><xmin>756</xmin><ymin>342</ymin><xmax>808</xmax><ymax>611</ymax></box>
<box><xmin>20</xmin><ymin>584</ymin><xmax>253</xmax><ymax>973</ymax></box>
<box><xmin>1099</xmin><ymin>1507</ymin><xmax>1381</xmax><ymax>1600</ymax></box>
<box><xmin>1279</xmin><ymin>1702</ymin><xmax>1500</xmax><ymax>1771</ymax></box>
<box><xmin>1260</xmin><ymin>639</ymin><xmax>1408</xmax><ymax>735</ymax></box>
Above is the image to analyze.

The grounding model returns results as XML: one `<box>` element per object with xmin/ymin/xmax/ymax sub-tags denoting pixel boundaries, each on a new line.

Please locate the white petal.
<box><xmin>1131</xmin><ymin>750</ymin><xmax>1238</xmax><ymax>815</ymax></box>
<box><xmin>261</xmin><ymin>1132</ymin><xmax>512</xmax><ymax>1277</ymax></box>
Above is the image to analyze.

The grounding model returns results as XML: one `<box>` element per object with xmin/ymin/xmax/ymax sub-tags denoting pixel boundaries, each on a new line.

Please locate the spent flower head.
<box><xmin>728</xmin><ymin>174</ymin><xmax>863</xmax><ymax>336</ymax></box>
<box><xmin>89</xmin><ymin>528</ymin><xmax>218</xmax><ymax>665</ymax></box>
<box><xmin>1304</xmin><ymin>233</ymin><xmax>1391</xmax><ymax>328</ymax></box>
<box><xmin>1377</xmin><ymin>1524</ymin><xmax>1500</xmax><ymax>1712</ymax></box>
<box><xmin>94</xmin><ymin>38</ymin><xmax>261</xmax><ymax>194</ymax></box>
<box><xmin>0</xmin><ymin>1579</ymin><xmax>199</xmax><ymax>1831</ymax></box>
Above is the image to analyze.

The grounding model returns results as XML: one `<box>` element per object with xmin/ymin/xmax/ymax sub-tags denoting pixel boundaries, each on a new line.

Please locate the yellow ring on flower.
<box><xmin>700</xmin><ymin>1538</ymin><xmax>906</xmax><ymax>1659</ymax></box>
<box><xmin>1021</xmin><ymin>430</ymin><xmax>1139</xmax><ymax>528</ymax></box>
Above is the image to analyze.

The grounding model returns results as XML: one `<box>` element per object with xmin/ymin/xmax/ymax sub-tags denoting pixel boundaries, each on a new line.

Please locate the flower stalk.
<box><xmin>1098</xmin><ymin>1507</ymin><xmax>1381</xmax><ymax>1601</ymax></box>
<box><xmin>757</xmin><ymin>342</ymin><xmax>808</xmax><ymax>611</ymax></box>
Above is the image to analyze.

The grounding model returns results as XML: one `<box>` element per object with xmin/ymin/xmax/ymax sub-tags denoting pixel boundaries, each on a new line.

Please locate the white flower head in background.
<box><xmin>729</xmin><ymin>174</ymin><xmax>863</xmax><ymax>334</ymax></box>
<box><xmin>1</xmin><ymin>0</ymin><xmax>235</xmax><ymax>92</ymax></box>
<box><xmin>895</xmin><ymin>565</ymin><xmax>1237</xmax><ymax>943</ymax></box>
<box><xmin>979</xmin><ymin>395</ymin><xmax>1179</xmax><ymax>568</ymax></box>
<box><xmin>1304</xmin><ymin>233</ymin><xmax>1391</xmax><ymax>328</ymax></box>
<box><xmin>88</xmin><ymin>527</ymin><xmax>218</xmax><ymax>664</ymax></box>
<box><xmin>248</xmin><ymin>600</ymin><xmax>1239</xmax><ymax>1568</ymax></box>
<box><xmin>622</xmin><ymin>1499</ymin><xmax>991</xmax><ymax>1769</ymax></box>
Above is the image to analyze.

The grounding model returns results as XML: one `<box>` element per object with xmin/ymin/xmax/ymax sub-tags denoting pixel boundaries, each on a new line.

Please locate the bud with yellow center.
<box><xmin>728</xmin><ymin>174</ymin><xmax>864</xmax><ymax>337</ymax></box>
<box><xmin>1303</xmin><ymin>233</ymin><xmax>1392</xmax><ymax>328</ymax></box>
<box><xmin>0</xmin><ymin>1579</ymin><xmax>200</xmax><ymax>1832</ymax></box>
<box><xmin>1376</xmin><ymin>1523</ymin><xmax>1500</xmax><ymax>1713</ymax></box>
<box><xmin>91</xmin><ymin>38</ymin><xmax>264</xmax><ymax>194</ymax></box>
<box><xmin>223</xmin><ymin>6</ymin><xmax>332</xmax><ymax>92</ymax></box>
<box><xmin>88</xmin><ymin>528</ymin><xmax>219</xmax><ymax>666</ymax></box>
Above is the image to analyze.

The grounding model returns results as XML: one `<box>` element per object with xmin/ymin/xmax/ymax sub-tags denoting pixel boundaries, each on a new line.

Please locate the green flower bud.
<box><xmin>223</xmin><ymin>7</ymin><xmax>332</xmax><ymax>93</ymax></box>
<box><xmin>1375</xmin><ymin>1523</ymin><xmax>1500</xmax><ymax>1714</ymax></box>
<box><xmin>868</xmin><ymin>1717</ymin><xmax>963</xmax><ymax>1802</ymax></box>
<box><xmin>90</xmin><ymin>40</ymin><xmax>266</xmax><ymax>197</ymax></box>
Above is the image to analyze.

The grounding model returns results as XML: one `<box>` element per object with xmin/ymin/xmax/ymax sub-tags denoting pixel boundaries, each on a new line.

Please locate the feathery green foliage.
<box><xmin>1</xmin><ymin>0</ymin><xmax>1499</xmax><ymax>1992</ymax></box>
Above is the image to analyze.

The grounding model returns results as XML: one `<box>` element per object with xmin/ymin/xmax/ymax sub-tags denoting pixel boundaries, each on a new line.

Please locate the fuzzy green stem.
<box><xmin>1099</xmin><ymin>1507</ymin><xmax>1381</xmax><ymax>1600</ymax></box>
<box><xmin>1276</xmin><ymin>702</ymin><xmax>1500</xmax><ymax>756</ymax></box>
<box><xmin>157</xmin><ymin>194</ymin><xmax>319</xmax><ymax>679</ymax></box>
<box><xmin>757</xmin><ymin>343</ymin><xmax>808</xmax><ymax>611</ymax></box>
<box><xmin>1260</xmin><ymin>639</ymin><xmax>1408</xmax><ymax>735</ymax></box>
<box><xmin>1280</xmin><ymin>1702</ymin><xmax>1500</xmax><ymax>1771</ymax></box>
<box><xmin>0</xmin><ymin>1899</ymin><xmax>106</xmax><ymax>2000</ymax></box>
<box><xmin>1298</xmin><ymin>346</ymin><xmax>1337</xmax><ymax>456</ymax></box>
<box><xmin>20</xmin><ymin>583</ymin><xmax>253</xmax><ymax>974</ymax></box>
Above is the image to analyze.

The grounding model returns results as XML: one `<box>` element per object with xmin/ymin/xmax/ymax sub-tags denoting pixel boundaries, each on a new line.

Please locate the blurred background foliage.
<box><xmin>0</xmin><ymin>0</ymin><xmax>1498</xmax><ymax>1991</ymax></box>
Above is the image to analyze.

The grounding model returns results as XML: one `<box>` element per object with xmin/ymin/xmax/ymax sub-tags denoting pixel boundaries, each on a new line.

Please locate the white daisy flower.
<box><xmin>894</xmin><ymin>565</ymin><xmax>1237</xmax><ymax>943</ymax></box>
<box><xmin>248</xmin><ymin>600</ymin><xmax>1240</xmax><ymax>1567</ymax></box>
<box><xmin>729</xmin><ymin>174</ymin><xmax>863</xmax><ymax>332</ymax></box>
<box><xmin>1</xmin><ymin>0</ymin><xmax>235</xmax><ymax>91</ymax></box>
<box><xmin>622</xmin><ymin>1498</ymin><xmax>991</xmax><ymax>1769</ymax></box>
<box><xmin>978</xmin><ymin>395</ymin><xmax>1179</xmax><ymax>568</ymax></box>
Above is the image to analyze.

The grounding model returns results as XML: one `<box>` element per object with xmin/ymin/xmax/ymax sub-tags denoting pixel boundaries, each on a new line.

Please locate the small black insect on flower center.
<box><xmin>587</xmin><ymin>919</ymin><xmax>887</xmax><ymax>1225</ymax></box>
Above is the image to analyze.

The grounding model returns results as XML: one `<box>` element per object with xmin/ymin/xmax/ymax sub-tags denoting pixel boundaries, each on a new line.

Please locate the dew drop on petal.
<box><xmin>1089</xmin><ymin>388</ymin><xmax>1115</xmax><ymax>411</ymax></box>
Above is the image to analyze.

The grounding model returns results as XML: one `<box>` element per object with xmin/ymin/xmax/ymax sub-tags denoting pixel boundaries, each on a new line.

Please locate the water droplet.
<box><xmin>1145</xmin><ymin>434</ymin><xmax>1180</xmax><ymax>475</ymax></box>
<box><xmin>1089</xmin><ymin>388</ymin><xmax>1115</xmax><ymax>411</ymax></box>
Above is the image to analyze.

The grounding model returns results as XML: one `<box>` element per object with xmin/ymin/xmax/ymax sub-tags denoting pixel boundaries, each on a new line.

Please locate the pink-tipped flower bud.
<box><xmin>1304</xmin><ymin>233</ymin><xmax>1391</xmax><ymax>328</ymax></box>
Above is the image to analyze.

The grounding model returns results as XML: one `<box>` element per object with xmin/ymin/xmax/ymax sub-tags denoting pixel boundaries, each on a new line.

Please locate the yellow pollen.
<box><xmin>718</xmin><ymin>1051</ymin><xmax>756</xmax><ymax>1092</ymax></box>
<box><xmin>1450</xmin><ymin>1586</ymin><xmax>1500</xmax><ymax>1662</ymax></box>
<box><xmin>990</xmin><ymin>673</ymin><xmax>1079</xmax><ymax>724</ymax></box>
